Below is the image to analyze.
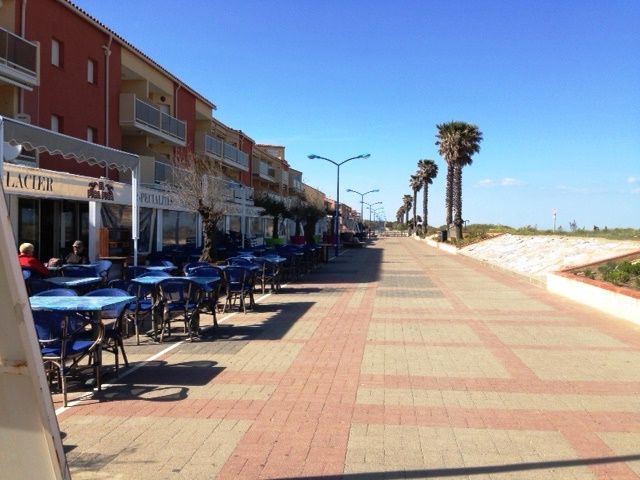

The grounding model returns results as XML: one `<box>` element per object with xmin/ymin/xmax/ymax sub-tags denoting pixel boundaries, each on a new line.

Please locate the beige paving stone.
<box><xmin>514</xmin><ymin>349</ymin><xmax>640</xmax><ymax>381</ymax></box>
<box><xmin>373</xmin><ymin>296</ymin><xmax>453</xmax><ymax>310</ymax></box>
<box><xmin>597</xmin><ymin>432</ymin><xmax>640</xmax><ymax>477</ymax></box>
<box><xmin>488</xmin><ymin>325</ymin><xmax>627</xmax><ymax>347</ymax></box>
<box><xmin>170</xmin><ymin>342</ymin><xmax>302</xmax><ymax>373</ymax></box>
<box><xmin>358</xmin><ymin>382</ymin><xmax>640</xmax><ymax>413</ymax></box>
<box><xmin>367</xmin><ymin>323</ymin><xmax>481</xmax><ymax>344</ymax></box>
<box><xmin>280</xmin><ymin>319</ymin><xmax>320</xmax><ymax>340</ymax></box>
<box><xmin>345</xmin><ymin>424</ymin><xmax>594</xmax><ymax>479</ymax></box>
<box><xmin>361</xmin><ymin>345</ymin><xmax>511</xmax><ymax>378</ymax></box>
<box><xmin>186</xmin><ymin>383</ymin><xmax>275</xmax><ymax>400</ymax></box>
<box><xmin>66</xmin><ymin>416</ymin><xmax>250</xmax><ymax>479</ymax></box>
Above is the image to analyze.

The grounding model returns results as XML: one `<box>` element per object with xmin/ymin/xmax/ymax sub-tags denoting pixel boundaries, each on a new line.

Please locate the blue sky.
<box><xmin>74</xmin><ymin>0</ymin><xmax>639</xmax><ymax>229</ymax></box>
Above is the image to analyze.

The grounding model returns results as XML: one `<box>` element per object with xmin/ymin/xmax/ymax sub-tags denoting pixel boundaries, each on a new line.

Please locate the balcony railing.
<box><xmin>292</xmin><ymin>179</ymin><xmax>304</xmax><ymax>193</ymax></box>
<box><xmin>0</xmin><ymin>28</ymin><xmax>38</xmax><ymax>88</ymax></box>
<box><xmin>222</xmin><ymin>142</ymin><xmax>249</xmax><ymax>171</ymax></box>
<box><xmin>154</xmin><ymin>161</ymin><xmax>189</xmax><ymax>187</ymax></box>
<box><xmin>204</xmin><ymin>134</ymin><xmax>223</xmax><ymax>158</ymax></box>
<box><xmin>258</xmin><ymin>162</ymin><xmax>276</xmax><ymax>181</ymax></box>
<box><xmin>119</xmin><ymin>93</ymin><xmax>186</xmax><ymax>146</ymax></box>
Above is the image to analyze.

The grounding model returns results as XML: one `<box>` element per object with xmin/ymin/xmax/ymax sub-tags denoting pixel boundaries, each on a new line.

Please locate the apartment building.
<box><xmin>0</xmin><ymin>0</ymin><xmax>267</xmax><ymax>261</ymax></box>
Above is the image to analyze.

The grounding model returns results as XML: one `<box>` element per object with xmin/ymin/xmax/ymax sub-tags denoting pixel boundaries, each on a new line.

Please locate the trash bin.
<box><xmin>438</xmin><ymin>229</ymin><xmax>448</xmax><ymax>242</ymax></box>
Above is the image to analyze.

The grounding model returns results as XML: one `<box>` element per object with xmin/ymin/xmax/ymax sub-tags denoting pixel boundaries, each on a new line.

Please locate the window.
<box><xmin>86</xmin><ymin>127</ymin><xmax>97</xmax><ymax>143</ymax></box>
<box><xmin>87</xmin><ymin>59</ymin><xmax>97</xmax><ymax>84</ymax></box>
<box><xmin>162</xmin><ymin>210</ymin><xmax>197</xmax><ymax>247</ymax></box>
<box><xmin>50</xmin><ymin>115</ymin><xmax>61</xmax><ymax>133</ymax></box>
<box><xmin>51</xmin><ymin>38</ymin><xmax>62</xmax><ymax>67</ymax></box>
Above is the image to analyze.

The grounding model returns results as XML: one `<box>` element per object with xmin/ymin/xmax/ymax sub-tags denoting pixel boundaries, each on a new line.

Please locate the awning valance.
<box><xmin>2</xmin><ymin>116</ymin><xmax>138</xmax><ymax>172</ymax></box>
<box><xmin>0</xmin><ymin>116</ymin><xmax>141</xmax><ymax>265</ymax></box>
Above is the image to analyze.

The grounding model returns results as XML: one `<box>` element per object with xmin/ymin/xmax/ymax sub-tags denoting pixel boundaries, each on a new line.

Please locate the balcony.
<box><xmin>292</xmin><ymin>179</ymin><xmax>304</xmax><ymax>194</ymax></box>
<box><xmin>201</xmin><ymin>134</ymin><xmax>223</xmax><ymax>159</ymax></box>
<box><xmin>153</xmin><ymin>161</ymin><xmax>189</xmax><ymax>188</ymax></box>
<box><xmin>119</xmin><ymin>93</ymin><xmax>186</xmax><ymax>146</ymax></box>
<box><xmin>0</xmin><ymin>28</ymin><xmax>38</xmax><ymax>89</ymax></box>
<box><xmin>257</xmin><ymin>162</ymin><xmax>277</xmax><ymax>182</ymax></box>
<box><xmin>222</xmin><ymin>142</ymin><xmax>249</xmax><ymax>171</ymax></box>
<box><xmin>222</xmin><ymin>182</ymin><xmax>254</xmax><ymax>205</ymax></box>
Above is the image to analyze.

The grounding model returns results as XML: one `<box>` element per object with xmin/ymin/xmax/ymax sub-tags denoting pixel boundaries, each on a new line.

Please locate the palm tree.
<box><xmin>409</xmin><ymin>175</ymin><xmax>422</xmax><ymax>231</ymax></box>
<box><xmin>396</xmin><ymin>206</ymin><xmax>405</xmax><ymax>224</ymax></box>
<box><xmin>436</xmin><ymin>121</ymin><xmax>482</xmax><ymax>239</ymax></box>
<box><xmin>416</xmin><ymin>159</ymin><xmax>438</xmax><ymax>232</ymax></box>
<box><xmin>402</xmin><ymin>194</ymin><xmax>413</xmax><ymax>226</ymax></box>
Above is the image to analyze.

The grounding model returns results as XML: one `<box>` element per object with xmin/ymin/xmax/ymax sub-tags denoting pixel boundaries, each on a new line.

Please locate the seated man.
<box><xmin>64</xmin><ymin>240</ymin><xmax>89</xmax><ymax>265</ymax></box>
<box><xmin>18</xmin><ymin>242</ymin><xmax>50</xmax><ymax>277</ymax></box>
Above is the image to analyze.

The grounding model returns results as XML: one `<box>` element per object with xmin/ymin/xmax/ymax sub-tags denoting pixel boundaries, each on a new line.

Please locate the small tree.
<box><xmin>254</xmin><ymin>193</ymin><xmax>288</xmax><ymax>239</ymax></box>
<box><xmin>171</xmin><ymin>149</ymin><xmax>226</xmax><ymax>262</ymax></box>
<box><xmin>301</xmin><ymin>203</ymin><xmax>328</xmax><ymax>243</ymax></box>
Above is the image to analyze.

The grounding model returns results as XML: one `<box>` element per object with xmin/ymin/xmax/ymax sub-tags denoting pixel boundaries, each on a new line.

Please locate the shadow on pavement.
<box><xmin>274</xmin><ymin>454</ymin><xmax>640</xmax><ymax>479</ymax></box>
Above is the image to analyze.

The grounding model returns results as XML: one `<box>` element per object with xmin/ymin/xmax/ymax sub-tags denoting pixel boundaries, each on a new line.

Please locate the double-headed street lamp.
<box><xmin>346</xmin><ymin>188</ymin><xmax>379</xmax><ymax>227</ymax></box>
<box><xmin>366</xmin><ymin>201</ymin><xmax>383</xmax><ymax>224</ymax></box>
<box><xmin>307</xmin><ymin>153</ymin><xmax>371</xmax><ymax>258</ymax></box>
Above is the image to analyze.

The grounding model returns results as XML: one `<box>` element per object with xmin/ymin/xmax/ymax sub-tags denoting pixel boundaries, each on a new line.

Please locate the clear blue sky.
<box><xmin>73</xmin><ymin>0</ymin><xmax>639</xmax><ymax>229</ymax></box>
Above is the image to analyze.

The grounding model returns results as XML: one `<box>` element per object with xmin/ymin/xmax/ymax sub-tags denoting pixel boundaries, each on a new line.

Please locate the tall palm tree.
<box><xmin>416</xmin><ymin>159</ymin><xmax>438</xmax><ymax>232</ymax></box>
<box><xmin>436</xmin><ymin>121</ymin><xmax>482</xmax><ymax>239</ymax></box>
<box><xmin>396</xmin><ymin>206</ymin><xmax>405</xmax><ymax>224</ymax></box>
<box><xmin>402</xmin><ymin>194</ymin><xmax>413</xmax><ymax>225</ymax></box>
<box><xmin>409</xmin><ymin>175</ymin><xmax>422</xmax><ymax>230</ymax></box>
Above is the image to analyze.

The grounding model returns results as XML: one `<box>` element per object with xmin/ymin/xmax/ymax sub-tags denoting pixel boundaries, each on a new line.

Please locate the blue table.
<box><xmin>145</xmin><ymin>265</ymin><xmax>176</xmax><ymax>273</ymax></box>
<box><xmin>131</xmin><ymin>275</ymin><xmax>220</xmax><ymax>341</ymax></box>
<box><xmin>30</xmin><ymin>295</ymin><xmax>135</xmax><ymax>392</ymax></box>
<box><xmin>44</xmin><ymin>276</ymin><xmax>103</xmax><ymax>290</ymax></box>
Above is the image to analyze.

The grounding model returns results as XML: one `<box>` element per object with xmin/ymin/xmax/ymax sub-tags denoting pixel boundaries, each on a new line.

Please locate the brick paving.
<box><xmin>56</xmin><ymin>238</ymin><xmax>640</xmax><ymax>479</ymax></box>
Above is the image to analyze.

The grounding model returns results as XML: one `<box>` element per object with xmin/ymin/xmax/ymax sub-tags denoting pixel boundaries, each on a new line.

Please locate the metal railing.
<box><xmin>222</xmin><ymin>143</ymin><xmax>249</xmax><ymax>170</ymax></box>
<box><xmin>0</xmin><ymin>28</ymin><xmax>37</xmax><ymax>86</ymax></box>
<box><xmin>204</xmin><ymin>134</ymin><xmax>223</xmax><ymax>158</ymax></box>
<box><xmin>134</xmin><ymin>97</ymin><xmax>186</xmax><ymax>142</ymax></box>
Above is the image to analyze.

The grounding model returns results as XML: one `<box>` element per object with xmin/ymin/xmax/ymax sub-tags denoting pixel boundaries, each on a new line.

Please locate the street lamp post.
<box><xmin>307</xmin><ymin>153</ymin><xmax>371</xmax><ymax>258</ymax></box>
<box><xmin>346</xmin><ymin>188</ymin><xmax>379</xmax><ymax>228</ymax></box>
<box><xmin>363</xmin><ymin>201</ymin><xmax>383</xmax><ymax>236</ymax></box>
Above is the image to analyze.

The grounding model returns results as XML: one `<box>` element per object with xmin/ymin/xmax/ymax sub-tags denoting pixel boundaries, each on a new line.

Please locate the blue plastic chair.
<box><xmin>61</xmin><ymin>264</ymin><xmax>99</xmax><ymax>278</ymax></box>
<box><xmin>222</xmin><ymin>266</ymin><xmax>254</xmax><ymax>314</ymax></box>
<box><xmin>183</xmin><ymin>261</ymin><xmax>210</xmax><ymax>276</ymax></box>
<box><xmin>93</xmin><ymin>260</ymin><xmax>113</xmax><ymax>284</ymax></box>
<box><xmin>84</xmin><ymin>288</ymin><xmax>130</xmax><ymax>373</ymax></box>
<box><xmin>109</xmin><ymin>279</ymin><xmax>153</xmax><ymax>345</ymax></box>
<box><xmin>34</xmin><ymin>288</ymin><xmax>78</xmax><ymax>297</ymax></box>
<box><xmin>157</xmin><ymin>278</ymin><xmax>201</xmax><ymax>342</ymax></box>
<box><xmin>189</xmin><ymin>266</ymin><xmax>222</xmax><ymax>327</ymax></box>
<box><xmin>33</xmin><ymin>308</ymin><xmax>102</xmax><ymax>407</ymax></box>
<box><xmin>126</xmin><ymin>265</ymin><xmax>149</xmax><ymax>279</ymax></box>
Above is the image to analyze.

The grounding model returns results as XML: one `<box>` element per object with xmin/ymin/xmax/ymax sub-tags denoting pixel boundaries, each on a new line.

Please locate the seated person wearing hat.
<box><xmin>18</xmin><ymin>242</ymin><xmax>50</xmax><ymax>277</ymax></box>
<box><xmin>64</xmin><ymin>240</ymin><xmax>89</xmax><ymax>265</ymax></box>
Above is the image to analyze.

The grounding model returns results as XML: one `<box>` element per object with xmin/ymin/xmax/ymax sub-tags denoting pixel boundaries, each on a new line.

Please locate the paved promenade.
<box><xmin>58</xmin><ymin>238</ymin><xmax>640</xmax><ymax>479</ymax></box>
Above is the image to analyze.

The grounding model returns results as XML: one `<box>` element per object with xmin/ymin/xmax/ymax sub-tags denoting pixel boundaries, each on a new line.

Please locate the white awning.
<box><xmin>0</xmin><ymin>116</ymin><xmax>141</xmax><ymax>265</ymax></box>
<box><xmin>1</xmin><ymin>117</ymin><xmax>138</xmax><ymax>172</ymax></box>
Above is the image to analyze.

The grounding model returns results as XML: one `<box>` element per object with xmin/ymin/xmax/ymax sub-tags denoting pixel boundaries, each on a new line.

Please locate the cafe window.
<box><xmin>18</xmin><ymin>198</ymin><xmax>39</xmax><ymax>249</ymax></box>
<box><xmin>101</xmin><ymin>204</ymin><xmax>154</xmax><ymax>255</ymax></box>
<box><xmin>162</xmin><ymin>210</ymin><xmax>197</xmax><ymax>248</ymax></box>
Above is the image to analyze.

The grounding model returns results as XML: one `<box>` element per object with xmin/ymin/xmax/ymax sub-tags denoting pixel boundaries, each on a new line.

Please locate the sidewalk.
<box><xmin>59</xmin><ymin>238</ymin><xmax>640</xmax><ymax>479</ymax></box>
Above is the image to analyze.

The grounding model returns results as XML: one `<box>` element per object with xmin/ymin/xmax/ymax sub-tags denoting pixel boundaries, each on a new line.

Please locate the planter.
<box><xmin>547</xmin><ymin>270</ymin><xmax>640</xmax><ymax>325</ymax></box>
<box><xmin>290</xmin><ymin>235</ymin><xmax>305</xmax><ymax>245</ymax></box>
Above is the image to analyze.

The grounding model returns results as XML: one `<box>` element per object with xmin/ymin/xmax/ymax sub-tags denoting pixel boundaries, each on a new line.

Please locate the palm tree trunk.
<box><xmin>412</xmin><ymin>189</ymin><xmax>417</xmax><ymax>229</ymax></box>
<box><xmin>453</xmin><ymin>163</ymin><xmax>463</xmax><ymax>239</ymax></box>
<box><xmin>445</xmin><ymin>164</ymin><xmax>454</xmax><ymax>227</ymax></box>
<box><xmin>422</xmin><ymin>183</ymin><xmax>428</xmax><ymax>231</ymax></box>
